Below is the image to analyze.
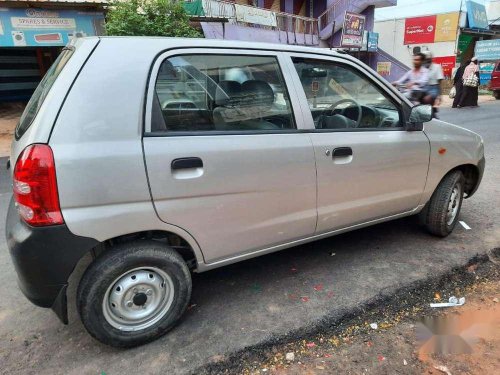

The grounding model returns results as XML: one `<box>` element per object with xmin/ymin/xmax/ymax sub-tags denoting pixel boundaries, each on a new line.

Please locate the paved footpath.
<box><xmin>0</xmin><ymin>102</ymin><xmax>499</xmax><ymax>375</ymax></box>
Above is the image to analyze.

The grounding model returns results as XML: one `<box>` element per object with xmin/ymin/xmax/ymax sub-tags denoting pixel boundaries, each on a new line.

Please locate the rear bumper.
<box><xmin>5</xmin><ymin>198</ymin><xmax>98</xmax><ymax>323</ymax></box>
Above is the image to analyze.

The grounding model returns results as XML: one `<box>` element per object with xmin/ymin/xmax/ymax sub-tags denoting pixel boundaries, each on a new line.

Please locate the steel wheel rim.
<box><xmin>446</xmin><ymin>185</ymin><xmax>461</xmax><ymax>225</ymax></box>
<box><xmin>102</xmin><ymin>267</ymin><xmax>175</xmax><ymax>332</ymax></box>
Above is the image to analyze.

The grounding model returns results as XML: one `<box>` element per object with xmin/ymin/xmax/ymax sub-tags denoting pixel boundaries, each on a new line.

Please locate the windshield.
<box><xmin>15</xmin><ymin>48</ymin><xmax>74</xmax><ymax>139</ymax></box>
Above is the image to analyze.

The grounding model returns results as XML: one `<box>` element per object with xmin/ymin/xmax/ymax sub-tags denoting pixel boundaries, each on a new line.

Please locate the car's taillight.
<box><xmin>13</xmin><ymin>144</ymin><xmax>63</xmax><ymax>226</ymax></box>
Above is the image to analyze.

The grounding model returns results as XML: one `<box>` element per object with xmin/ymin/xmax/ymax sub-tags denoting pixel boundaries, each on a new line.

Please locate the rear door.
<box><xmin>285</xmin><ymin>54</ymin><xmax>430</xmax><ymax>233</ymax></box>
<box><xmin>143</xmin><ymin>49</ymin><xmax>317</xmax><ymax>263</ymax></box>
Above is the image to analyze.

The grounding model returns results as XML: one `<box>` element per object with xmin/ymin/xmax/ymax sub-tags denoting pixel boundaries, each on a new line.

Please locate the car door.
<box><xmin>143</xmin><ymin>49</ymin><xmax>317</xmax><ymax>263</ymax></box>
<box><xmin>285</xmin><ymin>54</ymin><xmax>430</xmax><ymax>233</ymax></box>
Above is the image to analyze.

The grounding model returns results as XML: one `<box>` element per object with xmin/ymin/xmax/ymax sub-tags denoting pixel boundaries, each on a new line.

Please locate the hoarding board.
<box><xmin>234</xmin><ymin>4</ymin><xmax>277</xmax><ymax>27</ymax></box>
<box><xmin>466</xmin><ymin>0</ymin><xmax>489</xmax><ymax>29</ymax></box>
<box><xmin>341</xmin><ymin>11</ymin><xmax>366</xmax><ymax>48</ymax></box>
<box><xmin>404</xmin><ymin>15</ymin><xmax>437</xmax><ymax>45</ymax></box>
<box><xmin>434</xmin><ymin>12</ymin><xmax>459</xmax><ymax>42</ymax></box>
<box><xmin>0</xmin><ymin>8</ymin><xmax>104</xmax><ymax>47</ymax></box>
<box><xmin>474</xmin><ymin>39</ymin><xmax>500</xmax><ymax>61</ymax></box>
<box><xmin>367</xmin><ymin>32</ymin><xmax>379</xmax><ymax>52</ymax></box>
<box><xmin>377</xmin><ymin>62</ymin><xmax>391</xmax><ymax>76</ymax></box>
<box><xmin>479</xmin><ymin>62</ymin><xmax>495</xmax><ymax>85</ymax></box>
<box><xmin>432</xmin><ymin>56</ymin><xmax>456</xmax><ymax>78</ymax></box>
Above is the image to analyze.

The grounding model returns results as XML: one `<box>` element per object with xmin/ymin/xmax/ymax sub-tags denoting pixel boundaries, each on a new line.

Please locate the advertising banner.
<box><xmin>466</xmin><ymin>0</ymin><xmax>489</xmax><ymax>29</ymax></box>
<box><xmin>479</xmin><ymin>62</ymin><xmax>495</xmax><ymax>85</ymax></box>
<box><xmin>376</xmin><ymin>62</ymin><xmax>391</xmax><ymax>76</ymax></box>
<box><xmin>475</xmin><ymin>39</ymin><xmax>500</xmax><ymax>61</ymax></box>
<box><xmin>341</xmin><ymin>11</ymin><xmax>366</xmax><ymax>48</ymax></box>
<box><xmin>367</xmin><ymin>32</ymin><xmax>379</xmax><ymax>52</ymax></box>
<box><xmin>434</xmin><ymin>12</ymin><xmax>459</xmax><ymax>42</ymax></box>
<box><xmin>0</xmin><ymin>8</ymin><xmax>105</xmax><ymax>47</ymax></box>
<box><xmin>432</xmin><ymin>56</ymin><xmax>456</xmax><ymax>78</ymax></box>
<box><xmin>234</xmin><ymin>4</ymin><xmax>277</xmax><ymax>27</ymax></box>
<box><xmin>404</xmin><ymin>15</ymin><xmax>436</xmax><ymax>44</ymax></box>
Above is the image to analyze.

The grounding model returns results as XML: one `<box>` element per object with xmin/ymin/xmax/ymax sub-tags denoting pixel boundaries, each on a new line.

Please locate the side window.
<box><xmin>152</xmin><ymin>54</ymin><xmax>295</xmax><ymax>133</ymax></box>
<box><xmin>292</xmin><ymin>58</ymin><xmax>402</xmax><ymax>130</ymax></box>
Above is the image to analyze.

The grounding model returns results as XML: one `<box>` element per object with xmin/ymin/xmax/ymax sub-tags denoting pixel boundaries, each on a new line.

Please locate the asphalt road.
<box><xmin>0</xmin><ymin>102</ymin><xmax>499</xmax><ymax>375</ymax></box>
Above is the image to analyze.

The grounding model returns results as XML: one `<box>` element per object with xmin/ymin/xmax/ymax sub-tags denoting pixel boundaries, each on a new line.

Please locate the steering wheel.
<box><xmin>327</xmin><ymin>98</ymin><xmax>363</xmax><ymax>127</ymax></box>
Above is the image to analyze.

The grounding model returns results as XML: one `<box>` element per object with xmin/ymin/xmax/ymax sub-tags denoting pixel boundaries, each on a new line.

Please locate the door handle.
<box><xmin>171</xmin><ymin>157</ymin><xmax>203</xmax><ymax>170</ymax></box>
<box><xmin>332</xmin><ymin>147</ymin><xmax>353</xmax><ymax>157</ymax></box>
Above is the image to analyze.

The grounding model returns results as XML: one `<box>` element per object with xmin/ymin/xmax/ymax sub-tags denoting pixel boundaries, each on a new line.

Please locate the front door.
<box><xmin>143</xmin><ymin>50</ymin><xmax>317</xmax><ymax>263</ymax></box>
<box><xmin>288</xmin><ymin>55</ymin><xmax>430</xmax><ymax>233</ymax></box>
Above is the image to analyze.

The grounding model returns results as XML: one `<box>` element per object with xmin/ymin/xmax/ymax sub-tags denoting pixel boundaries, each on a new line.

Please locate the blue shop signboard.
<box><xmin>465</xmin><ymin>1</ymin><xmax>489</xmax><ymax>29</ymax></box>
<box><xmin>0</xmin><ymin>8</ymin><xmax>105</xmax><ymax>47</ymax></box>
<box><xmin>367</xmin><ymin>32</ymin><xmax>379</xmax><ymax>52</ymax></box>
<box><xmin>475</xmin><ymin>39</ymin><xmax>500</xmax><ymax>61</ymax></box>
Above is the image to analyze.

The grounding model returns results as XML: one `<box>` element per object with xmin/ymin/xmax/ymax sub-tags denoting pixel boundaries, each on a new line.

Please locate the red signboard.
<box><xmin>404</xmin><ymin>15</ymin><xmax>437</xmax><ymax>45</ymax></box>
<box><xmin>432</xmin><ymin>56</ymin><xmax>456</xmax><ymax>78</ymax></box>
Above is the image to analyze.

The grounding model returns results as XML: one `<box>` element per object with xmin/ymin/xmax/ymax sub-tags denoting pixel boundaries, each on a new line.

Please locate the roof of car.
<box><xmin>93</xmin><ymin>36</ymin><xmax>348</xmax><ymax>59</ymax></box>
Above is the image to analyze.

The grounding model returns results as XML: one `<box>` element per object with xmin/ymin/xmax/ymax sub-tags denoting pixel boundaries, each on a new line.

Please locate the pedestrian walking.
<box><xmin>452</xmin><ymin>60</ymin><xmax>469</xmax><ymax>108</ymax></box>
<box><xmin>423</xmin><ymin>52</ymin><xmax>444</xmax><ymax>118</ymax></box>
<box><xmin>457</xmin><ymin>57</ymin><xmax>480</xmax><ymax>108</ymax></box>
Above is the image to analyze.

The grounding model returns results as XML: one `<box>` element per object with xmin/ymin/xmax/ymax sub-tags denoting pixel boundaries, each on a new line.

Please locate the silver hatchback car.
<box><xmin>6</xmin><ymin>37</ymin><xmax>484</xmax><ymax>347</ymax></box>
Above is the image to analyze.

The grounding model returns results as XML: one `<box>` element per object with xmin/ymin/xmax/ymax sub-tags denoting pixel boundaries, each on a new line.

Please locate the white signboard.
<box><xmin>11</xmin><ymin>17</ymin><xmax>76</xmax><ymax>29</ymax></box>
<box><xmin>234</xmin><ymin>4</ymin><xmax>277</xmax><ymax>27</ymax></box>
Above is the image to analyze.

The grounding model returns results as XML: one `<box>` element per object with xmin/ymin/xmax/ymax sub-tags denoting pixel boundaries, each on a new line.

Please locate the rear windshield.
<box><xmin>15</xmin><ymin>48</ymin><xmax>74</xmax><ymax>139</ymax></box>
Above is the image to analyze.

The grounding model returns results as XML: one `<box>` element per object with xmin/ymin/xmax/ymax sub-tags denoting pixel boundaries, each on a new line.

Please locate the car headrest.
<box><xmin>240</xmin><ymin>80</ymin><xmax>274</xmax><ymax>107</ymax></box>
<box><xmin>215</xmin><ymin>80</ymin><xmax>241</xmax><ymax>106</ymax></box>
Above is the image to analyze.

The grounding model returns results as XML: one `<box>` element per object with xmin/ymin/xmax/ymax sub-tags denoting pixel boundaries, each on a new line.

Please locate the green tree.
<box><xmin>105</xmin><ymin>0</ymin><xmax>201</xmax><ymax>37</ymax></box>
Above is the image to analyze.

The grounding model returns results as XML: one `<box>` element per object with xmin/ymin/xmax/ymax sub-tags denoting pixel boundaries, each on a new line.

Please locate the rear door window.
<box><xmin>151</xmin><ymin>54</ymin><xmax>295</xmax><ymax>133</ymax></box>
<box><xmin>15</xmin><ymin>48</ymin><xmax>74</xmax><ymax>139</ymax></box>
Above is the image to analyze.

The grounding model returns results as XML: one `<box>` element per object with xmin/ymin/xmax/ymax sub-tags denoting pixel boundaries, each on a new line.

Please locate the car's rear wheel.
<box><xmin>494</xmin><ymin>90</ymin><xmax>500</xmax><ymax>100</ymax></box>
<box><xmin>77</xmin><ymin>241</ymin><xmax>191</xmax><ymax>347</ymax></box>
<box><xmin>422</xmin><ymin>170</ymin><xmax>464</xmax><ymax>237</ymax></box>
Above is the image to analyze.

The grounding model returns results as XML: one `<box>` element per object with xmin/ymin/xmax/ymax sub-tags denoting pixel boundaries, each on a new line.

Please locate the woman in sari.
<box><xmin>457</xmin><ymin>57</ymin><xmax>480</xmax><ymax>107</ymax></box>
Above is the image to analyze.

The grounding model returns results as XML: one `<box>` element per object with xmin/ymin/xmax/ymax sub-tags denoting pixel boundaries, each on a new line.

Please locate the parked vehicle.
<box><xmin>490</xmin><ymin>60</ymin><xmax>500</xmax><ymax>99</ymax></box>
<box><xmin>6</xmin><ymin>37</ymin><xmax>485</xmax><ymax>348</ymax></box>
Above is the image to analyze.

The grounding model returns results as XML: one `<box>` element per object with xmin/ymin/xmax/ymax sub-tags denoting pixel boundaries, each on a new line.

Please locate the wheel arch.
<box><xmin>448</xmin><ymin>163</ymin><xmax>482</xmax><ymax>198</ymax></box>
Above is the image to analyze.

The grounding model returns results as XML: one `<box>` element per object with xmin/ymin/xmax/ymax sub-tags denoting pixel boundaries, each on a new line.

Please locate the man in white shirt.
<box><xmin>392</xmin><ymin>53</ymin><xmax>429</xmax><ymax>102</ymax></box>
<box><xmin>423</xmin><ymin>52</ymin><xmax>444</xmax><ymax>118</ymax></box>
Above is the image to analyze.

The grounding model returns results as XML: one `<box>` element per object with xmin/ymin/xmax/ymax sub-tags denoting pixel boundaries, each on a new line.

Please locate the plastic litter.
<box><xmin>314</xmin><ymin>284</ymin><xmax>324</xmax><ymax>291</ymax></box>
<box><xmin>370</xmin><ymin>323</ymin><xmax>378</xmax><ymax>329</ymax></box>
<box><xmin>403</xmin><ymin>359</ymin><xmax>408</xmax><ymax>366</ymax></box>
<box><xmin>285</xmin><ymin>352</ymin><xmax>295</xmax><ymax>361</ymax></box>
<box><xmin>306</xmin><ymin>342</ymin><xmax>316</xmax><ymax>348</ymax></box>
<box><xmin>434</xmin><ymin>365</ymin><xmax>452</xmax><ymax>375</ymax></box>
<box><xmin>430</xmin><ymin>296</ymin><xmax>465</xmax><ymax>308</ymax></box>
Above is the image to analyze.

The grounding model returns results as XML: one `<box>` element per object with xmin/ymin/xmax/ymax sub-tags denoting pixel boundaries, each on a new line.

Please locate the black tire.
<box><xmin>77</xmin><ymin>241</ymin><xmax>191</xmax><ymax>348</ymax></box>
<box><xmin>422</xmin><ymin>170</ymin><xmax>464</xmax><ymax>237</ymax></box>
<box><xmin>494</xmin><ymin>91</ymin><xmax>500</xmax><ymax>100</ymax></box>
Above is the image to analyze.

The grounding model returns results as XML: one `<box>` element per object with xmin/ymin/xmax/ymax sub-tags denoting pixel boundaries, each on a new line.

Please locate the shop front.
<box><xmin>0</xmin><ymin>1</ymin><xmax>106</xmax><ymax>102</ymax></box>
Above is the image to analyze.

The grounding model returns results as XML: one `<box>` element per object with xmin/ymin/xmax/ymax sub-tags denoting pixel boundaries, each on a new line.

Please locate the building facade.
<box><xmin>0</xmin><ymin>0</ymin><xmax>106</xmax><ymax>102</ymax></box>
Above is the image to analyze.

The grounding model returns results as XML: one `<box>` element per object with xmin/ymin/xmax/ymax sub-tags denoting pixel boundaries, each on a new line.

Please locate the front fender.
<box><xmin>420</xmin><ymin>119</ymin><xmax>484</xmax><ymax>204</ymax></box>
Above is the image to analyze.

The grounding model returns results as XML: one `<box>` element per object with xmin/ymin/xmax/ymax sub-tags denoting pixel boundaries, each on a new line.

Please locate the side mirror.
<box><xmin>406</xmin><ymin>104</ymin><xmax>432</xmax><ymax>131</ymax></box>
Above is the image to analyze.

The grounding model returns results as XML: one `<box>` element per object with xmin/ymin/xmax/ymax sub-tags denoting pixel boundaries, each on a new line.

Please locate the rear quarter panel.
<box><xmin>10</xmin><ymin>37</ymin><xmax>99</xmax><ymax>173</ymax></box>
<box><xmin>48</xmin><ymin>38</ymin><xmax>205</xmax><ymax>264</ymax></box>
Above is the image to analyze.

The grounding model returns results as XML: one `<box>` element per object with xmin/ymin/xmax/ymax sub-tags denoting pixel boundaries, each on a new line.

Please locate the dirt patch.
<box><xmin>196</xmin><ymin>255</ymin><xmax>499</xmax><ymax>374</ymax></box>
<box><xmin>0</xmin><ymin>102</ymin><xmax>25</xmax><ymax>157</ymax></box>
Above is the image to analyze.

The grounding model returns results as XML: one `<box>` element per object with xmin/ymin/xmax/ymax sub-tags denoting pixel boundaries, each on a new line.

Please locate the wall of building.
<box><xmin>374</xmin><ymin>18</ymin><xmax>456</xmax><ymax>67</ymax></box>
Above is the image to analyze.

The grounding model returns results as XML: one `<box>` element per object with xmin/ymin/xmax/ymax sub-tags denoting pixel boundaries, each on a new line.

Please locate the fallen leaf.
<box><xmin>314</xmin><ymin>284</ymin><xmax>324</xmax><ymax>291</ymax></box>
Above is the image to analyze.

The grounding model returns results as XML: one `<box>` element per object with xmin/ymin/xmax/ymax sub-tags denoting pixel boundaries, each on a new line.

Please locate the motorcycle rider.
<box><xmin>392</xmin><ymin>52</ymin><xmax>429</xmax><ymax>104</ymax></box>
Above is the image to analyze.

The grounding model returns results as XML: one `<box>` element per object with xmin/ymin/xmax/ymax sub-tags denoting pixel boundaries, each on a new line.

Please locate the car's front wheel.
<box><xmin>77</xmin><ymin>241</ymin><xmax>191</xmax><ymax>348</ymax></box>
<box><xmin>421</xmin><ymin>170</ymin><xmax>465</xmax><ymax>237</ymax></box>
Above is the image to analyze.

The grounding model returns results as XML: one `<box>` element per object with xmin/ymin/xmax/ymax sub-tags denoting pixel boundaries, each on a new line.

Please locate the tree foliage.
<box><xmin>105</xmin><ymin>0</ymin><xmax>201</xmax><ymax>37</ymax></box>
